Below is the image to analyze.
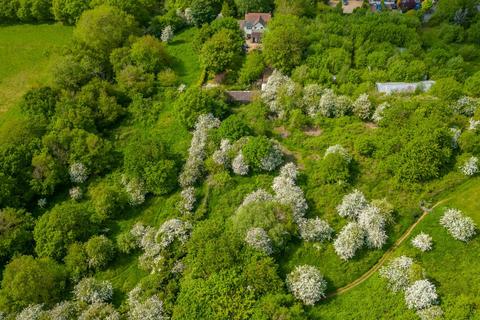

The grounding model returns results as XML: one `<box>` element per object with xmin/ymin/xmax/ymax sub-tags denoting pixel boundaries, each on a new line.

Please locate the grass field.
<box><xmin>311</xmin><ymin>177</ymin><xmax>480</xmax><ymax>319</ymax></box>
<box><xmin>0</xmin><ymin>24</ymin><xmax>73</xmax><ymax>117</ymax></box>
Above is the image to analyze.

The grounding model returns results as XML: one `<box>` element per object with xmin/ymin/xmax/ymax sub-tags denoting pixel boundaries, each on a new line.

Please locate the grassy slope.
<box><xmin>0</xmin><ymin>24</ymin><xmax>72</xmax><ymax>119</ymax></box>
<box><xmin>311</xmin><ymin>177</ymin><xmax>480</xmax><ymax>319</ymax></box>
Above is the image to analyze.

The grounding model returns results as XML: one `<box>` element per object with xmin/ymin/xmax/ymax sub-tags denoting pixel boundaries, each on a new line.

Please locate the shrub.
<box><xmin>440</xmin><ymin>208</ymin><xmax>477</xmax><ymax>242</ymax></box>
<box><xmin>84</xmin><ymin>235</ymin><xmax>115</xmax><ymax>270</ymax></box>
<box><xmin>286</xmin><ymin>265</ymin><xmax>327</xmax><ymax>305</ymax></box>
<box><xmin>459</xmin><ymin>156</ymin><xmax>479</xmax><ymax>176</ymax></box>
<box><xmin>238</xmin><ymin>50</ymin><xmax>266</xmax><ymax>86</ymax></box>
<box><xmin>244</xmin><ymin>227</ymin><xmax>273</xmax><ymax>255</ymax></box>
<box><xmin>336</xmin><ymin>189</ymin><xmax>368</xmax><ymax>219</ymax></box>
<box><xmin>379</xmin><ymin>256</ymin><xmax>415</xmax><ymax>292</ymax></box>
<box><xmin>78</xmin><ymin>302</ymin><xmax>119</xmax><ymax>320</ymax></box>
<box><xmin>352</xmin><ymin>93</ymin><xmax>373</xmax><ymax>121</ymax></box>
<box><xmin>242</xmin><ymin>136</ymin><xmax>283</xmax><ymax>172</ymax></box>
<box><xmin>333</xmin><ymin>222</ymin><xmax>365</xmax><ymax>260</ymax></box>
<box><xmin>216</xmin><ymin>115</ymin><xmax>252</xmax><ymax>141</ymax></box>
<box><xmin>411</xmin><ymin>233</ymin><xmax>433</xmax><ymax>252</ymax></box>
<box><xmin>298</xmin><ymin>218</ymin><xmax>333</xmax><ymax>242</ymax></box>
<box><xmin>404</xmin><ymin>280</ymin><xmax>438</xmax><ymax>311</ymax></box>
<box><xmin>74</xmin><ymin>278</ymin><xmax>113</xmax><ymax>304</ymax></box>
<box><xmin>0</xmin><ymin>208</ymin><xmax>35</xmax><ymax>264</ymax></box>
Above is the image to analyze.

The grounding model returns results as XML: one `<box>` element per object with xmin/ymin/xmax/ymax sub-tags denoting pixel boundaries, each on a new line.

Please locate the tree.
<box><xmin>124</xmin><ymin>136</ymin><xmax>178</xmax><ymax>195</ymax></box>
<box><xmin>430</xmin><ymin>78</ymin><xmax>464</xmax><ymax>101</ymax></box>
<box><xmin>200</xmin><ymin>28</ymin><xmax>244</xmax><ymax>75</ymax></box>
<box><xmin>161</xmin><ymin>25</ymin><xmax>174</xmax><ymax>43</ymax></box>
<box><xmin>235</xmin><ymin>0</ymin><xmax>274</xmax><ymax>14</ymax></box>
<box><xmin>298</xmin><ymin>217</ymin><xmax>333</xmax><ymax>242</ymax></box>
<box><xmin>74</xmin><ymin>278</ymin><xmax>113</xmax><ymax>304</ymax></box>
<box><xmin>0</xmin><ymin>256</ymin><xmax>67</xmax><ymax>312</ymax></box>
<box><xmin>336</xmin><ymin>189</ymin><xmax>368</xmax><ymax>219</ymax></box>
<box><xmin>286</xmin><ymin>265</ymin><xmax>327</xmax><ymax>305</ymax></box>
<box><xmin>464</xmin><ymin>71</ymin><xmax>480</xmax><ymax>97</ymax></box>
<box><xmin>190</xmin><ymin>0</ymin><xmax>222</xmax><ymax>26</ymax></box>
<box><xmin>262</xmin><ymin>15</ymin><xmax>307</xmax><ymax>74</ymax></box>
<box><xmin>238</xmin><ymin>50</ymin><xmax>266</xmax><ymax>86</ymax></box>
<box><xmin>89</xmin><ymin>180</ymin><xmax>127</xmax><ymax>223</ymax></box>
<box><xmin>242</xmin><ymin>136</ymin><xmax>283</xmax><ymax>172</ymax></box>
<box><xmin>74</xmin><ymin>5</ymin><xmax>137</xmax><ymax>54</ymax></box>
<box><xmin>0</xmin><ymin>208</ymin><xmax>35</xmax><ymax>263</ymax></box>
<box><xmin>352</xmin><ymin>93</ymin><xmax>373</xmax><ymax>121</ymax></box>
<box><xmin>129</xmin><ymin>295</ymin><xmax>168</xmax><ymax>320</ymax></box>
<box><xmin>216</xmin><ymin>114</ymin><xmax>252</xmax><ymax>140</ymax></box>
<box><xmin>130</xmin><ymin>35</ymin><xmax>170</xmax><ymax>73</ymax></box>
<box><xmin>52</xmin><ymin>0</ymin><xmax>91</xmax><ymax>24</ymax></box>
<box><xmin>411</xmin><ymin>233</ymin><xmax>433</xmax><ymax>252</ymax></box>
<box><xmin>379</xmin><ymin>256</ymin><xmax>416</xmax><ymax>293</ymax></box>
<box><xmin>78</xmin><ymin>302</ymin><xmax>120</xmax><ymax>320</ymax></box>
<box><xmin>34</xmin><ymin>202</ymin><xmax>95</xmax><ymax>260</ymax></box>
<box><xmin>333</xmin><ymin>222</ymin><xmax>365</xmax><ymax>260</ymax></box>
<box><xmin>315</xmin><ymin>152</ymin><xmax>352</xmax><ymax>184</ymax></box>
<box><xmin>405</xmin><ymin>280</ymin><xmax>438</xmax><ymax>310</ymax></box>
<box><xmin>440</xmin><ymin>208</ymin><xmax>477</xmax><ymax>242</ymax></box>
<box><xmin>64</xmin><ymin>242</ymin><xmax>89</xmax><ymax>281</ymax></box>
<box><xmin>84</xmin><ymin>235</ymin><xmax>115</xmax><ymax>269</ymax></box>
<box><xmin>19</xmin><ymin>87</ymin><xmax>58</xmax><ymax>126</ymax></box>
<box><xmin>244</xmin><ymin>227</ymin><xmax>273</xmax><ymax>255</ymax></box>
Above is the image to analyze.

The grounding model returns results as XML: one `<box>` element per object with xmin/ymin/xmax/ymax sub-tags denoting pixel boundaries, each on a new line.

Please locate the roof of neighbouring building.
<box><xmin>376</xmin><ymin>81</ymin><xmax>436</xmax><ymax>94</ymax></box>
<box><xmin>226</xmin><ymin>91</ymin><xmax>255</xmax><ymax>103</ymax></box>
<box><xmin>239</xmin><ymin>13</ymin><xmax>271</xmax><ymax>29</ymax></box>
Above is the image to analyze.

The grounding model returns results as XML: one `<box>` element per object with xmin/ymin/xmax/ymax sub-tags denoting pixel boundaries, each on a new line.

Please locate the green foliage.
<box><xmin>84</xmin><ymin>235</ymin><xmax>115</xmax><ymax>270</ymax></box>
<box><xmin>174</xmin><ymin>86</ymin><xmax>229</xmax><ymax>128</ymax></box>
<box><xmin>313</xmin><ymin>153</ymin><xmax>352</xmax><ymax>184</ymax></box>
<box><xmin>200</xmin><ymin>28</ymin><xmax>244</xmax><ymax>75</ymax></box>
<box><xmin>124</xmin><ymin>135</ymin><xmax>178</xmax><ymax>195</ymax></box>
<box><xmin>89</xmin><ymin>180</ymin><xmax>127</xmax><ymax>223</ymax></box>
<box><xmin>241</xmin><ymin>136</ymin><xmax>278</xmax><ymax>170</ymax></box>
<box><xmin>430</xmin><ymin>78</ymin><xmax>464</xmax><ymax>101</ymax></box>
<box><xmin>190</xmin><ymin>0</ymin><xmax>222</xmax><ymax>26</ymax></box>
<box><xmin>64</xmin><ymin>242</ymin><xmax>89</xmax><ymax>281</ymax></box>
<box><xmin>0</xmin><ymin>208</ymin><xmax>35</xmax><ymax>263</ymax></box>
<box><xmin>34</xmin><ymin>202</ymin><xmax>96</xmax><ymax>260</ymax></box>
<box><xmin>238</xmin><ymin>50</ymin><xmax>266</xmax><ymax>86</ymax></box>
<box><xmin>0</xmin><ymin>255</ymin><xmax>67</xmax><ymax>312</ymax></box>
<box><xmin>458</xmin><ymin>130</ymin><xmax>480</xmax><ymax>155</ymax></box>
<box><xmin>464</xmin><ymin>71</ymin><xmax>480</xmax><ymax>97</ymax></box>
<box><xmin>216</xmin><ymin>114</ymin><xmax>252</xmax><ymax>141</ymax></box>
<box><xmin>20</xmin><ymin>86</ymin><xmax>58</xmax><ymax>127</ymax></box>
<box><xmin>130</xmin><ymin>35</ymin><xmax>170</xmax><ymax>74</ymax></box>
<box><xmin>262</xmin><ymin>15</ymin><xmax>307</xmax><ymax>74</ymax></box>
<box><xmin>74</xmin><ymin>5</ymin><xmax>138</xmax><ymax>54</ymax></box>
<box><xmin>234</xmin><ymin>0</ymin><xmax>273</xmax><ymax>15</ymax></box>
<box><xmin>52</xmin><ymin>0</ymin><xmax>90</xmax><ymax>24</ymax></box>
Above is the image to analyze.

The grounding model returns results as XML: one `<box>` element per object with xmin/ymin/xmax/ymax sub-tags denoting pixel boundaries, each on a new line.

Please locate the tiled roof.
<box><xmin>244</xmin><ymin>13</ymin><xmax>271</xmax><ymax>26</ymax></box>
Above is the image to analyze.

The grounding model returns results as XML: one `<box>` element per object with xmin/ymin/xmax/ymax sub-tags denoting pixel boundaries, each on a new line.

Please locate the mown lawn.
<box><xmin>311</xmin><ymin>177</ymin><xmax>480</xmax><ymax>319</ymax></box>
<box><xmin>0</xmin><ymin>23</ymin><xmax>73</xmax><ymax>118</ymax></box>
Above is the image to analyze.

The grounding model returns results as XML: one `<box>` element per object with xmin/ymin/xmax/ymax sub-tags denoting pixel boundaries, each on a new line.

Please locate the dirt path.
<box><xmin>326</xmin><ymin>199</ymin><xmax>449</xmax><ymax>298</ymax></box>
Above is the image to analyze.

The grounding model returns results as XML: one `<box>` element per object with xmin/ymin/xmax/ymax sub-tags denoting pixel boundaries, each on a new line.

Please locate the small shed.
<box><xmin>226</xmin><ymin>91</ymin><xmax>255</xmax><ymax>104</ymax></box>
<box><xmin>376</xmin><ymin>81</ymin><xmax>435</xmax><ymax>94</ymax></box>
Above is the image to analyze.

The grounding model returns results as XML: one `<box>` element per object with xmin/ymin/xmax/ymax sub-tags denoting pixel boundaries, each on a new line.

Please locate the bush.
<box><xmin>464</xmin><ymin>71</ymin><xmax>480</xmax><ymax>97</ymax></box>
<box><xmin>314</xmin><ymin>152</ymin><xmax>351</xmax><ymax>184</ymax></box>
<box><xmin>286</xmin><ymin>265</ymin><xmax>327</xmax><ymax>306</ymax></box>
<box><xmin>430</xmin><ymin>78</ymin><xmax>464</xmax><ymax>101</ymax></box>
<box><xmin>238</xmin><ymin>51</ymin><xmax>266</xmax><ymax>86</ymax></box>
<box><xmin>84</xmin><ymin>235</ymin><xmax>115</xmax><ymax>270</ymax></box>
<box><xmin>74</xmin><ymin>277</ymin><xmax>113</xmax><ymax>304</ymax></box>
<box><xmin>0</xmin><ymin>208</ymin><xmax>35</xmax><ymax>263</ymax></box>
<box><xmin>242</xmin><ymin>136</ymin><xmax>283</xmax><ymax>172</ymax></box>
<box><xmin>216</xmin><ymin>115</ymin><xmax>252</xmax><ymax>141</ymax></box>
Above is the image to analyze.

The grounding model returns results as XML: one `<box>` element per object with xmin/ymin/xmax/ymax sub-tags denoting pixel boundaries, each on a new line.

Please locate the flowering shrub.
<box><xmin>379</xmin><ymin>256</ymin><xmax>415</xmax><ymax>292</ymax></box>
<box><xmin>411</xmin><ymin>233</ymin><xmax>433</xmax><ymax>252</ymax></box>
<box><xmin>336</xmin><ymin>189</ymin><xmax>368</xmax><ymax>219</ymax></box>
<box><xmin>69</xmin><ymin>162</ymin><xmax>88</xmax><ymax>184</ymax></box>
<box><xmin>302</xmin><ymin>84</ymin><xmax>324</xmax><ymax>116</ymax></box>
<box><xmin>69</xmin><ymin>187</ymin><xmax>83</xmax><ymax>201</ymax></box>
<box><xmin>416</xmin><ymin>306</ymin><xmax>444</xmax><ymax>320</ymax></box>
<box><xmin>121</xmin><ymin>176</ymin><xmax>146</xmax><ymax>206</ymax></box>
<box><xmin>272</xmin><ymin>174</ymin><xmax>308</xmax><ymax>222</ymax></box>
<box><xmin>244</xmin><ymin>227</ymin><xmax>273</xmax><ymax>255</ymax></box>
<box><xmin>324</xmin><ymin>144</ymin><xmax>352</xmax><ymax>163</ymax></box>
<box><xmin>179</xmin><ymin>114</ymin><xmax>220</xmax><ymax>188</ymax></box>
<box><xmin>352</xmin><ymin>93</ymin><xmax>373</xmax><ymax>120</ymax></box>
<box><xmin>460</xmin><ymin>156</ymin><xmax>479</xmax><ymax>176</ymax></box>
<box><xmin>74</xmin><ymin>278</ymin><xmax>113</xmax><ymax>304</ymax></box>
<box><xmin>212</xmin><ymin>139</ymin><xmax>232</xmax><ymax>167</ymax></box>
<box><xmin>450</xmin><ymin>127</ymin><xmax>461</xmax><ymax>148</ymax></box>
<box><xmin>232</xmin><ymin>152</ymin><xmax>249</xmax><ymax>176</ymax></box>
<box><xmin>468</xmin><ymin>118</ymin><xmax>480</xmax><ymax>130</ymax></box>
<box><xmin>440</xmin><ymin>208</ymin><xmax>477</xmax><ymax>242</ymax></box>
<box><xmin>372</xmin><ymin>102</ymin><xmax>390</xmax><ymax>123</ymax></box>
<box><xmin>259</xmin><ymin>144</ymin><xmax>283</xmax><ymax>172</ymax></box>
<box><xmin>179</xmin><ymin>187</ymin><xmax>196</xmax><ymax>214</ymax></box>
<box><xmin>286</xmin><ymin>265</ymin><xmax>327</xmax><ymax>305</ymax></box>
<box><xmin>240</xmin><ymin>189</ymin><xmax>274</xmax><ymax>208</ymax></box>
<box><xmin>48</xmin><ymin>301</ymin><xmax>78</xmax><ymax>320</ymax></box>
<box><xmin>129</xmin><ymin>295</ymin><xmax>168</xmax><ymax>320</ymax></box>
<box><xmin>404</xmin><ymin>280</ymin><xmax>438</xmax><ymax>310</ymax></box>
<box><xmin>261</xmin><ymin>70</ymin><xmax>296</xmax><ymax>117</ymax></box>
<box><xmin>298</xmin><ymin>217</ymin><xmax>333</xmax><ymax>242</ymax></box>
<box><xmin>16</xmin><ymin>305</ymin><xmax>44</xmax><ymax>320</ymax></box>
<box><xmin>160</xmin><ymin>25</ymin><xmax>173</xmax><ymax>43</ymax></box>
<box><xmin>358</xmin><ymin>205</ymin><xmax>387</xmax><ymax>249</ymax></box>
<box><xmin>78</xmin><ymin>303</ymin><xmax>120</xmax><ymax>320</ymax></box>
<box><xmin>452</xmin><ymin>96</ymin><xmax>478</xmax><ymax>116</ymax></box>
<box><xmin>334</xmin><ymin>222</ymin><xmax>365</xmax><ymax>260</ymax></box>
<box><xmin>156</xmin><ymin>219</ymin><xmax>192</xmax><ymax>249</ymax></box>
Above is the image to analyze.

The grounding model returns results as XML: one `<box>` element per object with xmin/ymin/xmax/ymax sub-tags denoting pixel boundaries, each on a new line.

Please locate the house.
<box><xmin>226</xmin><ymin>91</ymin><xmax>255</xmax><ymax>104</ymax></box>
<box><xmin>239</xmin><ymin>13</ymin><xmax>271</xmax><ymax>43</ymax></box>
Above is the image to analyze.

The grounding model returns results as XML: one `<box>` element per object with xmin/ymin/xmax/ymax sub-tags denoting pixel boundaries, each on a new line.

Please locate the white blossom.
<box><xmin>156</xmin><ymin>219</ymin><xmax>192</xmax><ymax>249</ymax></box>
<box><xmin>38</xmin><ymin>198</ymin><xmax>47</xmax><ymax>208</ymax></box>
<box><xmin>48</xmin><ymin>301</ymin><xmax>77</xmax><ymax>320</ymax></box>
<box><xmin>16</xmin><ymin>305</ymin><xmax>44</xmax><ymax>320</ymax></box>
<box><xmin>468</xmin><ymin>118</ymin><xmax>480</xmax><ymax>130</ymax></box>
<box><xmin>212</xmin><ymin>139</ymin><xmax>232</xmax><ymax>167</ymax></box>
<box><xmin>232</xmin><ymin>152</ymin><xmax>249</xmax><ymax>176</ymax></box>
<box><xmin>298</xmin><ymin>217</ymin><xmax>333</xmax><ymax>242</ymax></box>
<box><xmin>316</xmin><ymin>88</ymin><xmax>336</xmax><ymax>117</ymax></box>
<box><xmin>280</xmin><ymin>162</ymin><xmax>298</xmax><ymax>181</ymax></box>
<box><xmin>440</xmin><ymin>208</ymin><xmax>477</xmax><ymax>242</ymax></box>
<box><xmin>358</xmin><ymin>205</ymin><xmax>387</xmax><ymax>249</ymax></box>
<box><xmin>177</xmin><ymin>83</ymin><xmax>186</xmax><ymax>92</ymax></box>
<box><xmin>69</xmin><ymin>162</ymin><xmax>88</xmax><ymax>184</ymax></box>
<box><xmin>453</xmin><ymin>96</ymin><xmax>478</xmax><ymax>116</ymax></box>
<box><xmin>460</xmin><ymin>156</ymin><xmax>479</xmax><ymax>176</ymax></box>
<box><xmin>129</xmin><ymin>295</ymin><xmax>168</xmax><ymax>320</ymax></box>
<box><xmin>333</xmin><ymin>222</ymin><xmax>365</xmax><ymax>260</ymax></box>
<box><xmin>261</xmin><ymin>70</ymin><xmax>296</xmax><ymax>117</ymax></box>
<box><xmin>78</xmin><ymin>303</ymin><xmax>119</xmax><ymax>320</ymax></box>
<box><xmin>286</xmin><ymin>265</ymin><xmax>327</xmax><ymax>305</ymax></box>
<box><xmin>183</xmin><ymin>8</ymin><xmax>193</xmax><ymax>25</ymax></box>
<box><xmin>416</xmin><ymin>306</ymin><xmax>444</xmax><ymax>320</ymax></box>
<box><xmin>178</xmin><ymin>187</ymin><xmax>196</xmax><ymax>214</ymax></box>
<box><xmin>259</xmin><ymin>144</ymin><xmax>283</xmax><ymax>171</ymax></box>
<box><xmin>379</xmin><ymin>256</ymin><xmax>415</xmax><ymax>292</ymax></box>
<box><xmin>352</xmin><ymin>93</ymin><xmax>373</xmax><ymax>121</ymax></box>
<box><xmin>336</xmin><ymin>189</ymin><xmax>368</xmax><ymax>219</ymax></box>
<box><xmin>411</xmin><ymin>233</ymin><xmax>433</xmax><ymax>252</ymax></box>
<box><xmin>74</xmin><ymin>278</ymin><xmax>113</xmax><ymax>304</ymax></box>
<box><xmin>405</xmin><ymin>280</ymin><xmax>438</xmax><ymax>310</ymax></box>
<box><xmin>160</xmin><ymin>25</ymin><xmax>174</xmax><ymax>43</ymax></box>
<box><xmin>324</xmin><ymin>144</ymin><xmax>352</xmax><ymax>163</ymax></box>
<box><xmin>244</xmin><ymin>227</ymin><xmax>273</xmax><ymax>254</ymax></box>
<box><xmin>172</xmin><ymin>260</ymin><xmax>186</xmax><ymax>274</ymax></box>
<box><xmin>450</xmin><ymin>127</ymin><xmax>461</xmax><ymax>148</ymax></box>
<box><xmin>122</xmin><ymin>176</ymin><xmax>146</xmax><ymax>206</ymax></box>
<box><xmin>372</xmin><ymin>102</ymin><xmax>390</xmax><ymax>123</ymax></box>
<box><xmin>69</xmin><ymin>186</ymin><xmax>83</xmax><ymax>201</ymax></box>
<box><xmin>272</xmin><ymin>174</ymin><xmax>308</xmax><ymax>222</ymax></box>
<box><xmin>179</xmin><ymin>114</ymin><xmax>220</xmax><ymax>187</ymax></box>
<box><xmin>302</xmin><ymin>84</ymin><xmax>324</xmax><ymax>117</ymax></box>
<box><xmin>240</xmin><ymin>189</ymin><xmax>274</xmax><ymax>208</ymax></box>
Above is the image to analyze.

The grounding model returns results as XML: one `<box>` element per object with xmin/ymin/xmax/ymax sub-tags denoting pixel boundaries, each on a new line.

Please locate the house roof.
<box><xmin>226</xmin><ymin>91</ymin><xmax>255</xmax><ymax>103</ymax></box>
<box><xmin>240</xmin><ymin>13</ymin><xmax>271</xmax><ymax>28</ymax></box>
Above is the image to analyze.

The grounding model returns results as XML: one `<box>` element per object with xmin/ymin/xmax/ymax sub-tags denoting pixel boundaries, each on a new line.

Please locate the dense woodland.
<box><xmin>1</xmin><ymin>0</ymin><xmax>480</xmax><ymax>319</ymax></box>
